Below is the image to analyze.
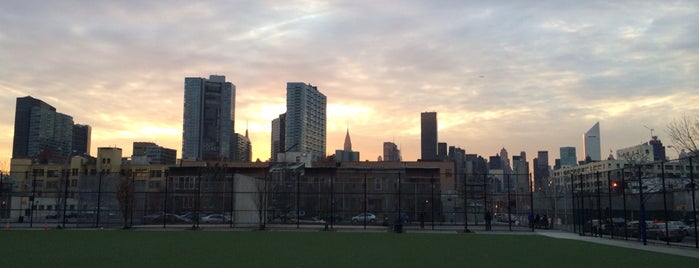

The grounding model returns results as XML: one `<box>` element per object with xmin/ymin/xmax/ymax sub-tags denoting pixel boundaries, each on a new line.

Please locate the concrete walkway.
<box><xmin>535</xmin><ymin>229</ymin><xmax>699</xmax><ymax>259</ymax></box>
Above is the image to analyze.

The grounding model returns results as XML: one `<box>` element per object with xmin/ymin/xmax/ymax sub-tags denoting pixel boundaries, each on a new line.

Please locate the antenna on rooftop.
<box><xmin>643</xmin><ymin>125</ymin><xmax>655</xmax><ymax>139</ymax></box>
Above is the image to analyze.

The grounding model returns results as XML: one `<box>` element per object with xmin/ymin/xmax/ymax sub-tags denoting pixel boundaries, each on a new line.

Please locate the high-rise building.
<box><xmin>182</xmin><ymin>75</ymin><xmax>236</xmax><ymax>160</ymax></box>
<box><xmin>583</xmin><ymin>122</ymin><xmax>601</xmax><ymax>162</ymax></box>
<box><xmin>335</xmin><ymin>129</ymin><xmax>359</xmax><ymax>162</ymax></box>
<box><xmin>420</xmin><ymin>112</ymin><xmax>438</xmax><ymax>160</ymax></box>
<box><xmin>132</xmin><ymin>142</ymin><xmax>177</xmax><ymax>165</ymax></box>
<box><xmin>500</xmin><ymin>147</ymin><xmax>511</xmax><ymax>173</ymax></box>
<box><xmin>72</xmin><ymin>124</ymin><xmax>91</xmax><ymax>156</ymax></box>
<box><xmin>559</xmin><ymin>147</ymin><xmax>577</xmax><ymax>168</ymax></box>
<box><xmin>12</xmin><ymin>96</ymin><xmax>74</xmax><ymax>161</ymax></box>
<box><xmin>271</xmin><ymin>113</ymin><xmax>286</xmax><ymax>162</ymax></box>
<box><xmin>383</xmin><ymin>142</ymin><xmax>401</xmax><ymax>162</ymax></box>
<box><xmin>285</xmin><ymin>82</ymin><xmax>326</xmax><ymax>160</ymax></box>
<box><xmin>232</xmin><ymin>130</ymin><xmax>252</xmax><ymax>162</ymax></box>
<box><xmin>437</xmin><ymin>142</ymin><xmax>448</xmax><ymax>160</ymax></box>
<box><xmin>533</xmin><ymin>151</ymin><xmax>549</xmax><ymax>191</ymax></box>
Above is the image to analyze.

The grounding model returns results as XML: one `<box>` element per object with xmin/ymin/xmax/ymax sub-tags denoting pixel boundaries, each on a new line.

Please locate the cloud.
<box><xmin>0</xmin><ymin>0</ymin><xmax>697</xmax><ymax>166</ymax></box>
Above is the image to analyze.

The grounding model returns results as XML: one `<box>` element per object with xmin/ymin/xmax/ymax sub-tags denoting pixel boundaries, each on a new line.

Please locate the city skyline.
<box><xmin>1</xmin><ymin>1</ymin><xmax>697</xmax><ymax>170</ymax></box>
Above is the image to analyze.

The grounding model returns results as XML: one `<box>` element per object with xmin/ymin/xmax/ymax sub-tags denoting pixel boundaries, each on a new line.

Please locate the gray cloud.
<box><xmin>1</xmin><ymin>0</ymin><xmax>697</xmax><ymax>164</ymax></box>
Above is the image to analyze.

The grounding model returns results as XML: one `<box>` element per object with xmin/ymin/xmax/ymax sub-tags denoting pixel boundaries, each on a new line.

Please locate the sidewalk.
<box><xmin>536</xmin><ymin>229</ymin><xmax>699</xmax><ymax>259</ymax></box>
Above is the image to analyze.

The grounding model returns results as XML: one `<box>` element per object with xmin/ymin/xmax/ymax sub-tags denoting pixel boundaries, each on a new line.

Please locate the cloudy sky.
<box><xmin>1</xmin><ymin>1</ymin><xmax>697</xmax><ymax>170</ymax></box>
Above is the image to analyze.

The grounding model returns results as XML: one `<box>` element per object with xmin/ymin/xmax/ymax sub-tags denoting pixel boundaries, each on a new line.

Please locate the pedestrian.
<box><xmin>534</xmin><ymin>214</ymin><xmax>540</xmax><ymax>229</ymax></box>
<box><xmin>542</xmin><ymin>214</ymin><xmax>549</xmax><ymax>229</ymax></box>
<box><xmin>484</xmin><ymin>210</ymin><xmax>492</xmax><ymax>231</ymax></box>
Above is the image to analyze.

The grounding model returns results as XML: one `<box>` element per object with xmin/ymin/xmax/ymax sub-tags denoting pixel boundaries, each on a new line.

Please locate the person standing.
<box><xmin>485</xmin><ymin>210</ymin><xmax>492</xmax><ymax>231</ymax></box>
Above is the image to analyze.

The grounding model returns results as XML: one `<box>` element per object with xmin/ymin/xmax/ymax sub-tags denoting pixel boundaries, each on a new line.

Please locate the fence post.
<box><xmin>688</xmin><ymin>156</ymin><xmax>698</xmax><ymax>248</ymax></box>
<box><xmin>431</xmin><ymin>176</ymin><xmax>435</xmax><ymax>231</ymax></box>
<box><xmin>62</xmin><ymin>169</ymin><xmax>70</xmax><ymax>228</ymax></box>
<box><xmin>607</xmin><ymin>170</ymin><xmax>613</xmax><ymax>239</ymax></box>
<box><xmin>571</xmin><ymin>173</ymin><xmax>576</xmax><ymax>234</ymax></box>
<box><xmin>661</xmin><ymin>161</ymin><xmax>669</xmax><ymax>245</ymax></box>
<box><xmin>529</xmin><ymin>172</ymin><xmax>534</xmax><ymax>232</ymax></box>
<box><xmin>96</xmin><ymin>171</ymin><xmax>103</xmax><ymax>228</ymax></box>
<box><xmin>621</xmin><ymin>168</ymin><xmax>628</xmax><ymax>240</ymax></box>
<box><xmin>638</xmin><ymin>165</ymin><xmax>647</xmax><ymax>245</ymax></box>
<box><xmin>596</xmin><ymin>171</ymin><xmax>602</xmax><ymax>238</ymax></box>
<box><xmin>463</xmin><ymin>173</ymin><xmax>469</xmax><ymax>233</ymax></box>
<box><xmin>579</xmin><ymin>174</ymin><xmax>585</xmax><ymax>236</ymax></box>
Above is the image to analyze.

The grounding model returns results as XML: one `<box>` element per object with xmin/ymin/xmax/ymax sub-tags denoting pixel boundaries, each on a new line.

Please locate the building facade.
<box><xmin>12</xmin><ymin>96</ymin><xmax>75</xmax><ymax>161</ymax></box>
<box><xmin>284</xmin><ymin>82</ymin><xmax>326</xmax><ymax>160</ymax></box>
<box><xmin>420</xmin><ymin>112</ymin><xmax>438</xmax><ymax>161</ymax></box>
<box><xmin>583</xmin><ymin>122</ymin><xmax>601</xmax><ymax>162</ymax></box>
<box><xmin>182</xmin><ymin>75</ymin><xmax>236</xmax><ymax>161</ymax></box>
<box><xmin>383</xmin><ymin>142</ymin><xmax>401</xmax><ymax>162</ymax></box>
<box><xmin>72</xmin><ymin>124</ymin><xmax>91</xmax><ymax>156</ymax></box>
<box><xmin>559</xmin><ymin>146</ymin><xmax>577</xmax><ymax>168</ymax></box>
<box><xmin>132</xmin><ymin>142</ymin><xmax>177</xmax><ymax>165</ymax></box>
<box><xmin>270</xmin><ymin>113</ymin><xmax>286</xmax><ymax>162</ymax></box>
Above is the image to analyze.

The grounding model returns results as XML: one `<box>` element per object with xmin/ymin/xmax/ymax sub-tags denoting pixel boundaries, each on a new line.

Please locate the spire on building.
<box><xmin>344</xmin><ymin>128</ymin><xmax>352</xmax><ymax>151</ymax></box>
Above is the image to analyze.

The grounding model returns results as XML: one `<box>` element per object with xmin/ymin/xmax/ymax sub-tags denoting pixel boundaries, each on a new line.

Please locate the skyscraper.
<box><xmin>383</xmin><ymin>142</ymin><xmax>401</xmax><ymax>162</ymax></box>
<box><xmin>285</xmin><ymin>82</ymin><xmax>327</xmax><ymax>159</ymax></box>
<box><xmin>132</xmin><ymin>142</ymin><xmax>176</xmax><ymax>165</ymax></box>
<box><xmin>533</xmin><ymin>151</ymin><xmax>550</xmax><ymax>191</ymax></box>
<box><xmin>182</xmin><ymin>75</ymin><xmax>236</xmax><ymax>160</ymax></box>
<box><xmin>270</xmin><ymin>113</ymin><xmax>286</xmax><ymax>162</ymax></box>
<box><xmin>559</xmin><ymin>146</ymin><xmax>577</xmax><ymax>167</ymax></box>
<box><xmin>335</xmin><ymin>129</ymin><xmax>359</xmax><ymax>162</ymax></box>
<box><xmin>420</xmin><ymin>112</ymin><xmax>437</xmax><ymax>160</ymax></box>
<box><xmin>583</xmin><ymin>122</ymin><xmax>601</xmax><ymax>162</ymax></box>
<box><xmin>72</xmin><ymin>124</ymin><xmax>91</xmax><ymax>156</ymax></box>
<box><xmin>12</xmin><ymin>96</ymin><xmax>74</xmax><ymax>161</ymax></box>
<box><xmin>232</xmin><ymin>130</ymin><xmax>252</xmax><ymax>162</ymax></box>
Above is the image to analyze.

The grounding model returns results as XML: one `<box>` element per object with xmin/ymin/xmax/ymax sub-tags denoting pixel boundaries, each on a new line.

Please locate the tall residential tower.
<box><xmin>12</xmin><ymin>96</ymin><xmax>75</xmax><ymax>161</ymax></box>
<box><xmin>182</xmin><ymin>75</ymin><xmax>236</xmax><ymax>160</ymax></box>
<box><xmin>285</xmin><ymin>82</ymin><xmax>327</xmax><ymax>159</ymax></box>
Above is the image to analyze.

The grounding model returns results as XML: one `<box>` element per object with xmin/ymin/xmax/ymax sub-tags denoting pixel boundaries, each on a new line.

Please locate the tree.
<box><xmin>666</xmin><ymin>114</ymin><xmax>699</xmax><ymax>156</ymax></box>
<box><xmin>115</xmin><ymin>177</ymin><xmax>135</xmax><ymax>229</ymax></box>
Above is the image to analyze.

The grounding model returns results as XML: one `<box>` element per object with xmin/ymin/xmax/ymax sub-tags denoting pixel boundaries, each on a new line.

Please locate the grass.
<box><xmin>0</xmin><ymin>229</ymin><xmax>697</xmax><ymax>268</ymax></box>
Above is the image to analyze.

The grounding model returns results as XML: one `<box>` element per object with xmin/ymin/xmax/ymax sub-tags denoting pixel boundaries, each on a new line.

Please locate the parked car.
<box><xmin>201</xmin><ymin>214</ymin><xmax>226</xmax><ymax>224</ymax></box>
<box><xmin>143</xmin><ymin>213</ymin><xmax>191</xmax><ymax>224</ymax></box>
<box><xmin>351</xmin><ymin>213</ymin><xmax>376</xmax><ymax>223</ymax></box>
<box><xmin>647</xmin><ymin>223</ymin><xmax>684</xmax><ymax>242</ymax></box>
<box><xmin>666</xmin><ymin>221</ymin><xmax>688</xmax><ymax>236</ymax></box>
<box><xmin>45</xmin><ymin>211</ymin><xmax>60</xmax><ymax>219</ymax></box>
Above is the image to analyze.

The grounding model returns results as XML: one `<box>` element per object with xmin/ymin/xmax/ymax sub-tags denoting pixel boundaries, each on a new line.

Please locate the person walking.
<box><xmin>484</xmin><ymin>210</ymin><xmax>492</xmax><ymax>231</ymax></box>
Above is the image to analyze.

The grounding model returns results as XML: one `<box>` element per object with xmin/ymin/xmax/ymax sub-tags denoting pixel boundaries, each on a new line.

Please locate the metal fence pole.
<box><xmin>621</xmin><ymin>168</ymin><xmax>628</xmax><ymax>240</ymax></box>
<box><xmin>296</xmin><ymin>170</ymin><xmax>300</xmax><ymax>229</ymax></box>
<box><xmin>30</xmin><ymin>171</ymin><xmax>36</xmax><ymax>228</ymax></box>
<box><xmin>507</xmin><ymin>173</ymin><xmax>511</xmax><ymax>232</ymax></box>
<box><xmin>579</xmin><ymin>174</ymin><xmax>585</xmax><ymax>236</ymax></box>
<box><xmin>229</xmin><ymin>169</ymin><xmax>235</xmax><ymax>228</ymax></box>
<box><xmin>464</xmin><ymin>174</ymin><xmax>469</xmax><ymax>233</ymax></box>
<box><xmin>62</xmin><ymin>169</ymin><xmax>69</xmax><ymax>228</ymax></box>
<box><xmin>363</xmin><ymin>172</ymin><xmax>367</xmax><ymax>229</ymax></box>
<box><xmin>96</xmin><ymin>171</ymin><xmax>103</xmax><ymax>228</ymax></box>
<box><xmin>571</xmin><ymin>173</ymin><xmax>576</xmax><ymax>234</ymax></box>
<box><xmin>529</xmin><ymin>172</ymin><xmax>534</xmax><ymax>232</ymax></box>
<box><xmin>596</xmin><ymin>171</ymin><xmax>602</xmax><ymax>238</ymax></box>
<box><xmin>607</xmin><ymin>170</ymin><xmax>613</xmax><ymax>239</ymax></box>
<box><xmin>431</xmin><ymin>176</ymin><xmax>435</xmax><ymax>231</ymax></box>
<box><xmin>689</xmin><ymin>156</ymin><xmax>698</xmax><ymax>248</ymax></box>
<box><xmin>661</xmin><ymin>161</ymin><xmax>669</xmax><ymax>245</ymax></box>
<box><xmin>638</xmin><ymin>165</ymin><xmax>647</xmax><ymax>245</ymax></box>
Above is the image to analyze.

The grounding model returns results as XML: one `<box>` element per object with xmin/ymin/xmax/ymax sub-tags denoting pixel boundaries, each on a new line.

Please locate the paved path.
<box><xmin>534</xmin><ymin>229</ymin><xmax>699</xmax><ymax>259</ymax></box>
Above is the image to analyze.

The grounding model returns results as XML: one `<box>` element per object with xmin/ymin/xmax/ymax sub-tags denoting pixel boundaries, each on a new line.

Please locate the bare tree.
<box><xmin>666</xmin><ymin>114</ymin><xmax>699</xmax><ymax>155</ymax></box>
<box><xmin>255</xmin><ymin>177</ymin><xmax>267</xmax><ymax>230</ymax></box>
<box><xmin>115</xmin><ymin>177</ymin><xmax>135</xmax><ymax>229</ymax></box>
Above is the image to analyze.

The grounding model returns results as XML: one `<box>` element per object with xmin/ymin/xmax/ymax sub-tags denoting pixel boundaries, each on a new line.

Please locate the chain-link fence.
<box><xmin>0</xmin><ymin>156</ymin><xmax>696</xmax><ymax>249</ymax></box>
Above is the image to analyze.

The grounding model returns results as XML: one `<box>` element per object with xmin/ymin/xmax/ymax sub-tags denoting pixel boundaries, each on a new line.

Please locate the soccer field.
<box><xmin>0</xmin><ymin>230</ymin><xmax>697</xmax><ymax>267</ymax></box>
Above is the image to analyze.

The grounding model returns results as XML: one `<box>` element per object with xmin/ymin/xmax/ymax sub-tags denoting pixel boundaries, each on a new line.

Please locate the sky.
<box><xmin>1</xmin><ymin>1</ymin><xmax>698</xmax><ymax>171</ymax></box>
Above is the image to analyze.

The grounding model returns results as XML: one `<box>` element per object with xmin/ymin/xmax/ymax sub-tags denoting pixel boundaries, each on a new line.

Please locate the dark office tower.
<box><xmin>533</xmin><ymin>151</ymin><xmax>550</xmax><ymax>191</ymax></box>
<box><xmin>383</xmin><ymin>142</ymin><xmax>401</xmax><ymax>161</ymax></box>
<box><xmin>271</xmin><ymin>113</ymin><xmax>286</xmax><ymax>162</ymax></box>
<box><xmin>559</xmin><ymin>147</ymin><xmax>577</xmax><ymax>167</ymax></box>
<box><xmin>420</xmin><ymin>112</ymin><xmax>438</xmax><ymax>160</ymax></box>
<box><xmin>132</xmin><ymin>142</ymin><xmax>177</xmax><ymax>165</ymax></box>
<box><xmin>12</xmin><ymin>96</ymin><xmax>74</xmax><ymax>161</ymax></box>
<box><xmin>437</xmin><ymin>142</ymin><xmax>447</xmax><ymax>160</ymax></box>
<box><xmin>182</xmin><ymin>75</ymin><xmax>235</xmax><ymax>160</ymax></box>
<box><xmin>285</xmin><ymin>82</ymin><xmax>327</xmax><ymax>159</ymax></box>
<box><xmin>72</xmin><ymin>124</ymin><xmax>91</xmax><ymax>156</ymax></box>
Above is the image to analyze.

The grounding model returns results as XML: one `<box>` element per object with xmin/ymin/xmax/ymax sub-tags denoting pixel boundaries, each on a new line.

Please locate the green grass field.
<box><xmin>0</xmin><ymin>230</ymin><xmax>697</xmax><ymax>267</ymax></box>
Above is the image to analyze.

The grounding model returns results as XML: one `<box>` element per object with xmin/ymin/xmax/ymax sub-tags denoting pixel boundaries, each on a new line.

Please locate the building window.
<box><xmin>375</xmin><ymin>178</ymin><xmax>382</xmax><ymax>190</ymax></box>
<box><xmin>71</xmin><ymin>168</ymin><xmax>79</xmax><ymax>176</ymax></box>
<box><xmin>71</xmin><ymin>179</ymin><xmax>78</xmax><ymax>187</ymax></box>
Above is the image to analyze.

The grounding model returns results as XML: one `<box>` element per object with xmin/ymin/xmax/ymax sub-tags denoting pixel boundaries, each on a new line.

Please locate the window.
<box><xmin>150</xmin><ymin>170</ymin><xmax>162</xmax><ymax>178</ymax></box>
<box><xmin>71</xmin><ymin>179</ymin><xmax>78</xmax><ymax>187</ymax></box>
<box><xmin>375</xmin><ymin>178</ymin><xmax>382</xmax><ymax>190</ymax></box>
<box><xmin>32</xmin><ymin>169</ymin><xmax>45</xmax><ymax>176</ymax></box>
<box><xmin>71</xmin><ymin>168</ymin><xmax>79</xmax><ymax>176</ymax></box>
<box><xmin>47</xmin><ymin>170</ymin><xmax>59</xmax><ymax>177</ymax></box>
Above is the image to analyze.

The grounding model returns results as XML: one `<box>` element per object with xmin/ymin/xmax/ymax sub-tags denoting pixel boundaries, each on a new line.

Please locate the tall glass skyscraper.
<box><xmin>182</xmin><ymin>75</ymin><xmax>235</xmax><ymax>160</ymax></box>
<box><xmin>12</xmin><ymin>96</ymin><xmax>74</xmax><ymax>160</ymax></box>
<box><xmin>284</xmin><ymin>82</ymin><xmax>326</xmax><ymax>159</ymax></box>
<box><xmin>583</xmin><ymin>122</ymin><xmax>601</xmax><ymax>162</ymax></box>
<box><xmin>559</xmin><ymin>146</ymin><xmax>577</xmax><ymax>167</ymax></box>
<box><xmin>420</xmin><ymin>112</ymin><xmax>438</xmax><ymax>160</ymax></box>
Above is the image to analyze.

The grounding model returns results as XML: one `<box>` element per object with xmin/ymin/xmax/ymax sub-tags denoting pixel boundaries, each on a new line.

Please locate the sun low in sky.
<box><xmin>1</xmin><ymin>1</ymin><xmax>697</xmax><ymax>171</ymax></box>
